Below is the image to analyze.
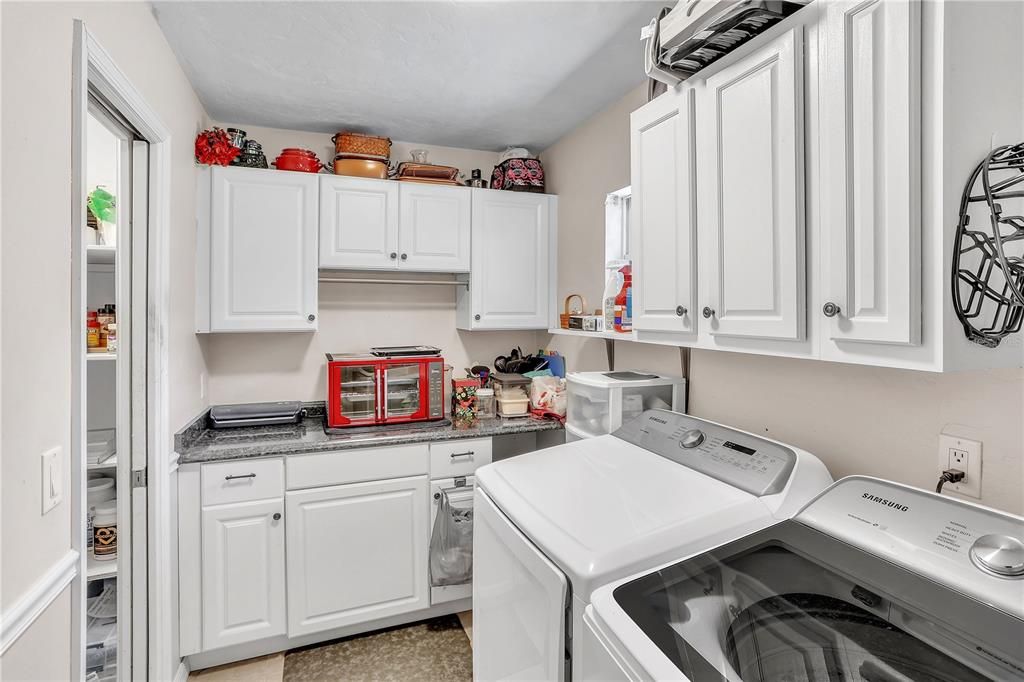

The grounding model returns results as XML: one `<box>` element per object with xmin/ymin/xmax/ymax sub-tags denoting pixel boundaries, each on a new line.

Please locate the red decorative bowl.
<box><xmin>273</xmin><ymin>152</ymin><xmax>322</xmax><ymax>173</ymax></box>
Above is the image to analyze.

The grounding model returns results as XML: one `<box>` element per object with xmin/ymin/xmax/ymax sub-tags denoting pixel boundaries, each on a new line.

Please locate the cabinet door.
<box><xmin>467</xmin><ymin>189</ymin><xmax>550</xmax><ymax>329</ymax></box>
<box><xmin>210</xmin><ymin>167</ymin><xmax>318</xmax><ymax>331</ymax></box>
<box><xmin>698</xmin><ymin>28</ymin><xmax>806</xmax><ymax>341</ymax></box>
<box><xmin>631</xmin><ymin>86</ymin><xmax>698</xmax><ymax>334</ymax></box>
<box><xmin>820</xmin><ymin>0</ymin><xmax>921</xmax><ymax>347</ymax></box>
<box><xmin>319</xmin><ymin>176</ymin><xmax>399</xmax><ymax>270</ymax></box>
<box><xmin>286</xmin><ymin>476</ymin><xmax>429</xmax><ymax>637</ymax></box>
<box><xmin>201</xmin><ymin>498</ymin><xmax>286</xmax><ymax>650</ymax></box>
<box><xmin>398</xmin><ymin>184</ymin><xmax>471</xmax><ymax>272</ymax></box>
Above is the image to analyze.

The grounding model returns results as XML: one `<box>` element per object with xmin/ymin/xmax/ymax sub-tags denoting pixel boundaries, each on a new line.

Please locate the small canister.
<box><xmin>92</xmin><ymin>500</ymin><xmax>118</xmax><ymax>561</ymax></box>
<box><xmin>86</xmin><ymin>477</ymin><xmax>115</xmax><ymax>550</ymax></box>
<box><xmin>476</xmin><ymin>388</ymin><xmax>496</xmax><ymax>419</ymax></box>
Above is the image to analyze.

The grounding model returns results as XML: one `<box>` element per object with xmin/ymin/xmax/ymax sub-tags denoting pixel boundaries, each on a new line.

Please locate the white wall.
<box><xmin>540</xmin><ymin>74</ymin><xmax>1024</xmax><ymax>514</ymax></box>
<box><xmin>0</xmin><ymin>2</ymin><xmax>209</xmax><ymax>679</ymax></box>
<box><xmin>201</xmin><ymin>122</ymin><xmax>539</xmax><ymax>405</ymax></box>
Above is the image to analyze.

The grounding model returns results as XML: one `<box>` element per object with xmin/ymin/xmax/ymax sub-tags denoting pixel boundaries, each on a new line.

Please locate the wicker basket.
<box><xmin>559</xmin><ymin>294</ymin><xmax>586</xmax><ymax>329</ymax></box>
<box><xmin>332</xmin><ymin>132</ymin><xmax>391</xmax><ymax>160</ymax></box>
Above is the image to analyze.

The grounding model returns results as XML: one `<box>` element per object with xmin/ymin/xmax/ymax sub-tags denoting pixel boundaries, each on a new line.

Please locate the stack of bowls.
<box><xmin>273</xmin><ymin>148</ymin><xmax>322</xmax><ymax>173</ymax></box>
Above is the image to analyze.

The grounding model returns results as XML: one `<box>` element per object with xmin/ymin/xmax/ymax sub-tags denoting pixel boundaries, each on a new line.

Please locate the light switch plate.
<box><xmin>938</xmin><ymin>433</ymin><xmax>982</xmax><ymax>498</ymax></box>
<box><xmin>41</xmin><ymin>446</ymin><xmax>63</xmax><ymax>514</ymax></box>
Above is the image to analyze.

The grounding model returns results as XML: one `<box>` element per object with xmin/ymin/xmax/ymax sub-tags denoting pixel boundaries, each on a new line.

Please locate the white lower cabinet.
<box><xmin>285</xmin><ymin>475</ymin><xmax>430</xmax><ymax>637</ymax></box>
<box><xmin>201</xmin><ymin>498</ymin><xmax>287</xmax><ymax>650</ymax></box>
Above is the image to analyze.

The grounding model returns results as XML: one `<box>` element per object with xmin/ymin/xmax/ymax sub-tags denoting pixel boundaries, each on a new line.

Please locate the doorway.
<box><xmin>72</xmin><ymin>21</ymin><xmax>174</xmax><ymax>682</ymax></box>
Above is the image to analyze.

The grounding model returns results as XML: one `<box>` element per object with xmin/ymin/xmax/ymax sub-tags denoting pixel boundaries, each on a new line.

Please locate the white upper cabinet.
<box><xmin>457</xmin><ymin>189</ymin><xmax>553</xmax><ymax>330</ymax></box>
<box><xmin>201</xmin><ymin>498</ymin><xmax>286</xmax><ymax>650</ymax></box>
<box><xmin>398</xmin><ymin>183</ymin><xmax>472</xmax><ymax>272</ymax></box>
<box><xmin>319</xmin><ymin>177</ymin><xmax>471</xmax><ymax>272</ymax></box>
<box><xmin>820</xmin><ymin>0</ymin><xmax>921</xmax><ymax>348</ymax></box>
<box><xmin>198</xmin><ymin>166</ymin><xmax>319</xmax><ymax>333</ymax></box>
<box><xmin>698</xmin><ymin>27</ymin><xmax>806</xmax><ymax>342</ymax></box>
<box><xmin>319</xmin><ymin>176</ymin><xmax>399</xmax><ymax>270</ymax></box>
<box><xmin>631</xmin><ymin>86</ymin><xmax>698</xmax><ymax>336</ymax></box>
<box><xmin>285</xmin><ymin>475</ymin><xmax>429</xmax><ymax>637</ymax></box>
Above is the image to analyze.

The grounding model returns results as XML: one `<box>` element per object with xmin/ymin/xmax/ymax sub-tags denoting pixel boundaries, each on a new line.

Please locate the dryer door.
<box><xmin>474</xmin><ymin>488</ymin><xmax>569</xmax><ymax>681</ymax></box>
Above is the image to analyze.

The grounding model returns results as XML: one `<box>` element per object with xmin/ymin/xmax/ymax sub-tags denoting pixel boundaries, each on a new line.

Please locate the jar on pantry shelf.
<box><xmin>106</xmin><ymin>323</ymin><xmax>117</xmax><ymax>352</ymax></box>
<box><xmin>87</xmin><ymin>312</ymin><xmax>101</xmax><ymax>352</ymax></box>
<box><xmin>92</xmin><ymin>500</ymin><xmax>117</xmax><ymax>561</ymax></box>
<box><xmin>86</xmin><ymin>477</ymin><xmax>115</xmax><ymax>551</ymax></box>
<box><xmin>476</xmin><ymin>388</ymin><xmax>496</xmax><ymax>420</ymax></box>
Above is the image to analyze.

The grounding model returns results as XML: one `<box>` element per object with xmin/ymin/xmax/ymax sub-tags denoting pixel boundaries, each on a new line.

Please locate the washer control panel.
<box><xmin>614</xmin><ymin>410</ymin><xmax>797</xmax><ymax>496</ymax></box>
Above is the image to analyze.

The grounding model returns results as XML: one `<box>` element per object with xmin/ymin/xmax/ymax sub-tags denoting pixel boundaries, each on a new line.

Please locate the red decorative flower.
<box><xmin>195</xmin><ymin>128</ymin><xmax>240</xmax><ymax>166</ymax></box>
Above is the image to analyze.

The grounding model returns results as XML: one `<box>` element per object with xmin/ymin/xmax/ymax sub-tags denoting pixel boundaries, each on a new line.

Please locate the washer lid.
<box><xmin>476</xmin><ymin>434</ymin><xmax>771</xmax><ymax>598</ymax></box>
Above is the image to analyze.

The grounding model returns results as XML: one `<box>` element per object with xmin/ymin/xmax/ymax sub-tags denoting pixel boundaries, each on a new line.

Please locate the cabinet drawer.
<box><xmin>287</xmin><ymin>443</ymin><xmax>429</xmax><ymax>490</ymax></box>
<box><xmin>430</xmin><ymin>438</ymin><xmax>492</xmax><ymax>478</ymax></box>
<box><xmin>201</xmin><ymin>458</ymin><xmax>284</xmax><ymax>506</ymax></box>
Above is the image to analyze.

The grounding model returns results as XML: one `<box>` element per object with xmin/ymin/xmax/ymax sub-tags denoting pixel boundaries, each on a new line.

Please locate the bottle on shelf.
<box><xmin>613</xmin><ymin>264</ymin><xmax>632</xmax><ymax>332</ymax></box>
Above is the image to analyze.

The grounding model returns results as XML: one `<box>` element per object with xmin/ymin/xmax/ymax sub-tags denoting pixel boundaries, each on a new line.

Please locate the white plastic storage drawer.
<box><xmin>566</xmin><ymin>381</ymin><xmax>613</xmax><ymax>436</ymax></box>
<box><xmin>287</xmin><ymin>443</ymin><xmax>429</xmax><ymax>490</ymax></box>
<box><xmin>429</xmin><ymin>438</ymin><xmax>492</xmax><ymax>478</ymax></box>
<box><xmin>201</xmin><ymin>458</ymin><xmax>284</xmax><ymax>506</ymax></box>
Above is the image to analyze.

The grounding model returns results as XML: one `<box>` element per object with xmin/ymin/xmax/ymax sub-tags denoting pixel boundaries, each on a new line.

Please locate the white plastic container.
<box><xmin>86</xmin><ymin>477</ymin><xmax>115</xmax><ymax>550</ymax></box>
<box><xmin>497</xmin><ymin>394</ymin><xmax>530</xmax><ymax>417</ymax></box>
<box><xmin>566</xmin><ymin>371</ymin><xmax>686</xmax><ymax>438</ymax></box>
<box><xmin>92</xmin><ymin>500</ymin><xmax>118</xmax><ymax>561</ymax></box>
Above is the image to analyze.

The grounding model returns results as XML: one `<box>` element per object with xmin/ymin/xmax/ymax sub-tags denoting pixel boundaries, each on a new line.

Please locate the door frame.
<box><xmin>71</xmin><ymin>21</ymin><xmax>173</xmax><ymax>681</ymax></box>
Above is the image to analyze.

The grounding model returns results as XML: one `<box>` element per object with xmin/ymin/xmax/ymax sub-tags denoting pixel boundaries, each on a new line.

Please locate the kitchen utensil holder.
<box><xmin>952</xmin><ymin>142</ymin><xmax>1024</xmax><ymax>347</ymax></box>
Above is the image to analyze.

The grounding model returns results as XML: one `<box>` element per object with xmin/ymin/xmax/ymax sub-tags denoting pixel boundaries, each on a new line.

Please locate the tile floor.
<box><xmin>189</xmin><ymin>612</ymin><xmax>473</xmax><ymax>682</ymax></box>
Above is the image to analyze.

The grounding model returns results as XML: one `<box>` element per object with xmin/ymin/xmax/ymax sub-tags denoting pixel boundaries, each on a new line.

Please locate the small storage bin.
<box><xmin>566</xmin><ymin>371</ymin><xmax>687</xmax><ymax>438</ymax></box>
<box><xmin>497</xmin><ymin>393</ymin><xmax>530</xmax><ymax>417</ymax></box>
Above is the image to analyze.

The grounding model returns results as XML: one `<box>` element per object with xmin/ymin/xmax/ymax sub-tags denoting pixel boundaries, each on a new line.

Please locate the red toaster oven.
<box><xmin>326</xmin><ymin>353</ymin><xmax>445</xmax><ymax>428</ymax></box>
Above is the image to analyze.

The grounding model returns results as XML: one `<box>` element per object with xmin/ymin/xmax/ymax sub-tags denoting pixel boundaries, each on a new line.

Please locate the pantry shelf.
<box><xmin>88</xmin><ymin>455</ymin><xmax>117</xmax><ymax>471</ymax></box>
<box><xmin>87</xmin><ymin>352</ymin><xmax>117</xmax><ymax>362</ymax></box>
<box><xmin>546</xmin><ymin>328</ymin><xmax>634</xmax><ymax>341</ymax></box>
<box><xmin>86</xmin><ymin>245</ymin><xmax>116</xmax><ymax>265</ymax></box>
<box><xmin>87</xmin><ymin>554</ymin><xmax>117</xmax><ymax>581</ymax></box>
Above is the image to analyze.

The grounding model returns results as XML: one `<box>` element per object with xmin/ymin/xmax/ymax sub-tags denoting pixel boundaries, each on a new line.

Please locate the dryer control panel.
<box><xmin>613</xmin><ymin>410</ymin><xmax>797</xmax><ymax>496</ymax></box>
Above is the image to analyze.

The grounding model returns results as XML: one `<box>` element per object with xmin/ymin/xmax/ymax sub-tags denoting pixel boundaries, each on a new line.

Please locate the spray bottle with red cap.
<box><xmin>613</xmin><ymin>264</ymin><xmax>632</xmax><ymax>332</ymax></box>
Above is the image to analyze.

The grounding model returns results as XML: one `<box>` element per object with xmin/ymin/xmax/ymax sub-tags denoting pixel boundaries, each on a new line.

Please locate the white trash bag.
<box><xmin>429</xmin><ymin>490</ymin><xmax>474</xmax><ymax>587</ymax></box>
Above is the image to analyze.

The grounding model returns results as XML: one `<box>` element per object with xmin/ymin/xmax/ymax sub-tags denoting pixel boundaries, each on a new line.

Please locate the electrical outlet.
<box><xmin>938</xmin><ymin>434</ymin><xmax>982</xmax><ymax>498</ymax></box>
<box><xmin>41</xmin><ymin>447</ymin><xmax>63</xmax><ymax>514</ymax></box>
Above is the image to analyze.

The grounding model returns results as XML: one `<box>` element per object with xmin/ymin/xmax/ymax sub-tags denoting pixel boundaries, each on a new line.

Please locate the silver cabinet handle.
<box><xmin>390</xmin><ymin>252</ymin><xmax>398</xmax><ymax>260</ymax></box>
<box><xmin>675</xmin><ymin>305</ymin><xmax>687</xmax><ymax>317</ymax></box>
<box><xmin>307</xmin><ymin>314</ymin><xmax>316</xmax><ymax>322</ymax></box>
<box><xmin>822</xmin><ymin>302</ymin><xmax>842</xmax><ymax>318</ymax></box>
<box><xmin>400</xmin><ymin>253</ymin><xmax>408</xmax><ymax>260</ymax></box>
<box><xmin>272</xmin><ymin>512</ymin><xmax>282</xmax><ymax>521</ymax></box>
<box><xmin>702</xmin><ymin>306</ymin><xmax>715</xmax><ymax>319</ymax></box>
<box><xmin>450</xmin><ymin>451</ymin><xmax>475</xmax><ymax>459</ymax></box>
<box><xmin>474</xmin><ymin>314</ymin><xmax>481</xmax><ymax>321</ymax></box>
<box><xmin>225</xmin><ymin>473</ymin><xmax>256</xmax><ymax>481</ymax></box>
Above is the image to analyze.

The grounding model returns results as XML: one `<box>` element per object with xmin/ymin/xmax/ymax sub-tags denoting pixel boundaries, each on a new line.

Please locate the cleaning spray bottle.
<box><xmin>614</xmin><ymin>264</ymin><xmax>632</xmax><ymax>332</ymax></box>
<box><xmin>603</xmin><ymin>268</ymin><xmax>623</xmax><ymax>331</ymax></box>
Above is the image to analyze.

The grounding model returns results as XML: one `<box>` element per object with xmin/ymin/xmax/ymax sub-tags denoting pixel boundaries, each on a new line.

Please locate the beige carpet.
<box><xmin>188</xmin><ymin>653</ymin><xmax>284</xmax><ymax>681</ymax></box>
<box><xmin>282</xmin><ymin>614</ymin><xmax>472</xmax><ymax>681</ymax></box>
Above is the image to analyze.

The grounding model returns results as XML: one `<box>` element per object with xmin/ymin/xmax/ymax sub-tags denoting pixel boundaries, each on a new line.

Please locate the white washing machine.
<box><xmin>472</xmin><ymin>409</ymin><xmax>834</xmax><ymax>681</ymax></box>
<box><xmin>582</xmin><ymin>476</ymin><xmax>1024</xmax><ymax>681</ymax></box>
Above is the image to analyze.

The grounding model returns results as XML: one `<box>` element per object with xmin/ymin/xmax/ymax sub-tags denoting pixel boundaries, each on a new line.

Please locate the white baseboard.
<box><xmin>0</xmin><ymin>549</ymin><xmax>80</xmax><ymax>655</ymax></box>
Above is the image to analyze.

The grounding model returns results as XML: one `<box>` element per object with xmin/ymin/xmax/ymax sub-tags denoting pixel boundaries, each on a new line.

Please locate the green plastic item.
<box><xmin>88</xmin><ymin>187</ymin><xmax>116</xmax><ymax>223</ymax></box>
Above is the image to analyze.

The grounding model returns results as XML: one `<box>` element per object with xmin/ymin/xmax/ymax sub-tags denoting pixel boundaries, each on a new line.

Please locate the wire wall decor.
<box><xmin>952</xmin><ymin>142</ymin><xmax>1024</xmax><ymax>347</ymax></box>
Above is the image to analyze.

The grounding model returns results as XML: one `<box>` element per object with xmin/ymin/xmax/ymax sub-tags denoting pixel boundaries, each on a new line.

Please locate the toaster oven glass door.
<box><xmin>334</xmin><ymin>363</ymin><xmax>380</xmax><ymax>425</ymax></box>
<box><xmin>382</xmin><ymin>362</ymin><xmax>428</xmax><ymax>422</ymax></box>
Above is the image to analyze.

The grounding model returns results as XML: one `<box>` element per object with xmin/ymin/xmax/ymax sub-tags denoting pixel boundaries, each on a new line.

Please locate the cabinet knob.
<box><xmin>400</xmin><ymin>253</ymin><xmax>408</xmax><ymax>261</ymax></box>
<box><xmin>675</xmin><ymin>305</ymin><xmax>687</xmax><ymax>317</ymax></box>
<box><xmin>390</xmin><ymin>252</ymin><xmax>397</xmax><ymax>260</ymax></box>
<box><xmin>702</xmin><ymin>306</ymin><xmax>715</xmax><ymax>319</ymax></box>
<box><xmin>272</xmin><ymin>512</ymin><xmax>281</xmax><ymax>521</ymax></box>
<box><xmin>307</xmin><ymin>314</ymin><xmax>316</xmax><ymax>322</ymax></box>
<box><xmin>474</xmin><ymin>314</ymin><xmax>481</xmax><ymax>321</ymax></box>
<box><xmin>822</xmin><ymin>302</ymin><xmax>842</xmax><ymax>318</ymax></box>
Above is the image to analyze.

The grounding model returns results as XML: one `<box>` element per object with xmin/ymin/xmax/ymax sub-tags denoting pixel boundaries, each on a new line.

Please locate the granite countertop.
<box><xmin>176</xmin><ymin>403</ymin><xmax>563</xmax><ymax>464</ymax></box>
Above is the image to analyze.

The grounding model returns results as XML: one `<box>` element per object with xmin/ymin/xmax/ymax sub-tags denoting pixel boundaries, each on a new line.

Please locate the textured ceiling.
<box><xmin>151</xmin><ymin>1</ymin><xmax>663</xmax><ymax>151</ymax></box>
